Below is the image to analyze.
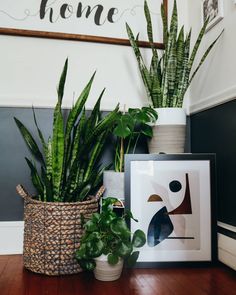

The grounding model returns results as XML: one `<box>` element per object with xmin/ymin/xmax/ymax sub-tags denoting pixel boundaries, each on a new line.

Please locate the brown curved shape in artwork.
<box><xmin>148</xmin><ymin>194</ymin><xmax>163</xmax><ymax>202</ymax></box>
<box><xmin>168</xmin><ymin>173</ymin><xmax>192</xmax><ymax>215</ymax></box>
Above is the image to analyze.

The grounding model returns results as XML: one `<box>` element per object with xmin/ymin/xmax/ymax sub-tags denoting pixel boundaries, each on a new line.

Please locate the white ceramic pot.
<box><xmin>94</xmin><ymin>255</ymin><xmax>124</xmax><ymax>281</ymax></box>
<box><xmin>103</xmin><ymin>171</ymin><xmax>124</xmax><ymax>200</ymax></box>
<box><xmin>148</xmin><ymin>107</ymin><xmax>187</xmax><ymax>154</ymax></box>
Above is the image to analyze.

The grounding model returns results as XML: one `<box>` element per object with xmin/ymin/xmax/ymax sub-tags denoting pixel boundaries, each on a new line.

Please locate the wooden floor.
<box><xmin>0</xmin><ymin>255</ymin><xmax>236</xmax><ymax>295</ymax></box>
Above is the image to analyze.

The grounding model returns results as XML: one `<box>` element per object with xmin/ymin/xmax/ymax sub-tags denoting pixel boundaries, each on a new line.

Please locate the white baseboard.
<box><xmin>0</xmin><ymin>222</ymin><xmax>24</xmax><ymax>255</ymax></box>
<box><xmin>0</xmin><ymin>222</ymin><xmax>235</xmax><ymax>271</ymax></box>
<box><xmin>218</xmin><ymin>233</ymin><xmax>236</xmax><ymax>270</ymax></box>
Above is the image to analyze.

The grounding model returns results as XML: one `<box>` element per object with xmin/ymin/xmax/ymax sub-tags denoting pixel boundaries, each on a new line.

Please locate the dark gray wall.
<box><xmin>0</xmin><ymin>108</ymin><xmax>54</xmax><ymax>221</ymax></box>
<box><xmin>0</xmin><ymin>107</ymin><xmax>150</xmax><ymax>221</ymax></box>
<box><xmin>190</xmin><ymin>100</ymin><xmax>236</xmax><ymax>227</ymax></box>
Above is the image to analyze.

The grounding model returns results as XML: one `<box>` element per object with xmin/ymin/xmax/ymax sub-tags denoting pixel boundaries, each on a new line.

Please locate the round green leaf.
<box><xmin>110</xmin><ymin>218</ymin><xmax>130</xmax><ymax>238</ymax></box>
<box><xmin>132</xmin><ymin>229</ymin><xmax>146</xmax><ymax>248</ymax></box>
<box><xmin>117</xmin><ymin>241</ymin><xmax>133</xmax><ymax>257</ymax></box>
<box><xmin>75</xmin><ymin>243</ymin><xmax>87</xmax><ymax>260</ymax></box>
<box><xmin>108</xmin><ymin>253</ymin><xmax>119</xmax><ymax>265</ymax></box>
<box><xmin>85</xmin><ymin>220</ymin><xmax>97</xmax><ymax>232</ymax></box>
<box><xmin>86</xmin><ymin>239</ymin><xmax>104</xmax><ymax>258</ymax></box>
<box><xmin>127</xmin><ymin>251</ymin><xmax>139</xmax><ymax>267</ymax></box>
<box><xmin>78</xmin><ymin>259</ymin><xmax>96</xmax><ymax>271</ymax></box>
<box><xmin>86</xmin><ymin>232</ymin><xmax>101</xmax><ymax>241</ymax></box>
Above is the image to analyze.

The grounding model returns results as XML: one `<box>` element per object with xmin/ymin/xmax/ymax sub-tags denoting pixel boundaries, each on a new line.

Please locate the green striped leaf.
<box><xmin>189</xmin><ymin>30</ymin><xmax>224</xmax><ymax>85</ymax></box>
<box><xmin>52</xmin><ymin>103</ymin><xmax>64</xmax><ymax>200</ymax></box>
<box><xmin>64</xmin><ymin>72</ymin><xmax>96</xmax><ymax>156</ymax></box>
<box><xmin>14</xmin><ymin>117</ymin><xmax>45</xmax><ymax>166</ymax></box>
<box><xmin>41</xmin><ymin>167</ymin><xmax>53</xmax><ymax>202</ymax></box>
<box><xmin>32</xmin><ymin>106</ymin><xmax>47</xmax><ymax>155</ymax></box>
<box><xmin>144</xmin><ymin>0</ymin><xmax>158</xmax><ymax>60</ymax></box>
<box><xmin>57</xmin><ymin>58</ymin><xmax>68</xmax><ymax>105</ymax></box>
<box><xmin>25</xmin><ymin>157</ymin><xmax>44</xmax><ymax>200</ymax></box>
<box><xmin>84</xmin><ymin>131</ymin><xmax>108</xmax><ymax>181</ymax></box>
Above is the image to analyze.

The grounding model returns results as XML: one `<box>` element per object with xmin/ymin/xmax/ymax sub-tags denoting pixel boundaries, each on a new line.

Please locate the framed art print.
<box><xmin>125</xmin><ymin>154</ymin><xmax>217</xmax><ymax>267</ymax></box>
<box><xmin>202</xmin><ymin>0</ymin><xmax>224</xmax><ymax>32</ymax></box>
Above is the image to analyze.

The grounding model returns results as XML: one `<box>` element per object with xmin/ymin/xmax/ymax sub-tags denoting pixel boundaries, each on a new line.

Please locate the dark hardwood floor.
<box><xmin>0</xmin><ymin>255</ymin><xmax>236</xmax><ymax>295</ymax></box>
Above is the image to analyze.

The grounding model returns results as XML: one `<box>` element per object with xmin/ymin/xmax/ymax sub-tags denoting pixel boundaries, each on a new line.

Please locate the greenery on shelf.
<box><xmin>126</xmin><ymin>0</ymin><xmax>223</xmax><ymax>108</ymax></box>
<box><xmin>75</xmin><ymin>197</ymin><xmax>146</xmax><ymax>270</ymax></box>
<box><xmin>14</xmin><ymin>59</ymin><xmax>119</xmax><ymax>203</ymax></box>
<box><xmin>113</xmin><ymin>106</ymin><xmax>157</xmax><ymax>172</ymax></box>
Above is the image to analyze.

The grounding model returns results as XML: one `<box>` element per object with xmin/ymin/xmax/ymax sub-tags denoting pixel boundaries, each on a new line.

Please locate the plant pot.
<box><xmin>94</xmin><ymin>255</ymin><xmax>124</xmax><ymax>281</ymax></box>
<box><xmin>103</xmin><ymin>171</ymin><xmax>124</xmax><ymax>201</ymax></box>
<box><xmin>16</xmin><ymin>185</ymin><xmax>99</xmax><ymax>276</ymax></box>
<box><xmin>148</xmin><ymin>107</ymin><xmax>186</xmax><ymax>154</ymax></box>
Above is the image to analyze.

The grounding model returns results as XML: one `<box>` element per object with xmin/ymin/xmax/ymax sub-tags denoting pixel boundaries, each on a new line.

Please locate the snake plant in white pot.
<box><xmin>126</xmin><ymin>0</ymin><xmax>223</xmax><ymax>153</ymax></box>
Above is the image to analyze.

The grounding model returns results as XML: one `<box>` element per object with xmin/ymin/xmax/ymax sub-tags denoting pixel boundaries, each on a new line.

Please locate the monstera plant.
<box><xmin>14</xmin><ymin>59</ymin><xmax>119</xmax><ymax>202</ymax></box>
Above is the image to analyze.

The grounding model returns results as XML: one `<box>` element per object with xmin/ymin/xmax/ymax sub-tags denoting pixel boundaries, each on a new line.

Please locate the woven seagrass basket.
<box><xmin>16</xmin><ymin>185</ymin><xmax>103</xmax><ymax>276</ymax></box>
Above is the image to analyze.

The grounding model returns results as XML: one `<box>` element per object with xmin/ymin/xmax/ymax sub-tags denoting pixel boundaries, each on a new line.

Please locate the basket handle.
<box><xmin>16</xmin><ymin>184</ymin><xmax>32</xmax><ymax>200</ymax></box>
<box><xmin>94</xmin><ymin>185</ymin><xmax>105</xmax><ymax>201</ymax></box>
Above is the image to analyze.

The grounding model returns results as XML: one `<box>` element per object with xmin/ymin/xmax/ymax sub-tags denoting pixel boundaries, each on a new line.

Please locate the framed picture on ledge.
<box><xmin>125</xmin><ymin>154</ymin><xmax>217</xmax><ymax>267</ymax></box>
<box><xmin>202</xmin><ymin>0</ymin><xmax>224</xmax><ymax>32</ymax></box>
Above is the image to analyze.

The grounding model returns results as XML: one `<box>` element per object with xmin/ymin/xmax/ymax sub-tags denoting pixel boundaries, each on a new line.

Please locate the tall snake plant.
<box><xmin>126</xmin><ymin>0</ymin><xmax>223</xmax><ymax>108</ymax></box>
<box><xmin>15</xmin><ymin>59</ymin><xmax>119</xmax><ymax>202</ymax></box>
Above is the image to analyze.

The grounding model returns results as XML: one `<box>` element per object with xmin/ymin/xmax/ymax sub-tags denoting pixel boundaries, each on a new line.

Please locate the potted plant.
<box><xmin>126</xmin><ymin>0</ymin><xmax>223</xmax><ymax>153</ymax></box>
<box><xmin>75</xmin><ymin>197</ymin><xmax>146</xmax><ymax>281</ymax></box>
<box><xmin>15</xmin><ymin>59</ymin><xmax>119</xmax><ymax>275</ymax></box>
<box><xmin>103</xmin><ymin>106</ymin><xmax>157</xmax><ymax>204</ymax></box>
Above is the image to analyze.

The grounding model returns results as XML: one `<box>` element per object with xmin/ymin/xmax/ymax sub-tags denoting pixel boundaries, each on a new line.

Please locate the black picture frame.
<box><xmin>125</xmin><ymin>154</ymin><xmax>217</xmax><ymax>267</ymax></box>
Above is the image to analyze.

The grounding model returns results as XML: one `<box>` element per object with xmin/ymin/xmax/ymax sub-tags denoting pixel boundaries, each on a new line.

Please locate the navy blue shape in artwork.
<box><xmin>147</xmin><ymin>206</ymin><xmax>174</xmax><ymax>247</ymax></box>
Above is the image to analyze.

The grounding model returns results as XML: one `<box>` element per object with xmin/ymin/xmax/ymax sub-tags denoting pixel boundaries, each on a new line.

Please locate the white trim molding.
<box><xmin>218</xmin><ymin>233</ymin><xmax>236</xmax><ymax>270</ymax></box>
<box><xmin>0</xmin><ymin>98</ymin><xmax>117</xmax><ymax>112</ymax></box>
<box><xmin>218</xmin><ymin>221</ymin><xmax>236</xmax><ymax>233</ymax></box>
<box><xmin>189</xmin><ymin>84</ymin><xmax>236</xmax><ymax>114</ymax></box>
<box><xmin>0</xmin><ymin>222</ymin><xmax>24</xmax><ymax>255</ymax></box>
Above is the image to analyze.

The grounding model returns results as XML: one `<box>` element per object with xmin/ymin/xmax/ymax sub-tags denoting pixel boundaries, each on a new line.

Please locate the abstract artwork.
<box><xmin>125</xmin><ymin>154</ymin><xmax>217</xmax><ymax>266</ymax></box>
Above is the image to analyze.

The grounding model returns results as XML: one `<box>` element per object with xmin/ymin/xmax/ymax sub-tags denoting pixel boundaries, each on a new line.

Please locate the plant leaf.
<box><xmin>14</xmin><ymin>117</ymin><xmax>45</xmax><ymax>166</ymax></box>
<box><xmin>127</xmin><ymin>251</ymin><xmax>139</xmax><ymax>267</ymax></box>
<box><xmin>108</xmin><ymin>253</ymin><xmax>119</xmax><ymax>265</ymax></box>
<box><xmin>132</xmin><ymin>229</ymin><xmax>146</xmax><ymax>248</ymax></box>
<box><xmin>25</xmin><ymin>157</ymin><xmax>44</xmax><ymax>200</ymax></box>
<box><xmin>57</xmin><ymin>58</ymin><xmax>68</xmax><ymax>105</ymax></box>
<box><xmin>52</xmin><ymin>102</ymin><xmax>64</xmax><ymax>200</ymax></box>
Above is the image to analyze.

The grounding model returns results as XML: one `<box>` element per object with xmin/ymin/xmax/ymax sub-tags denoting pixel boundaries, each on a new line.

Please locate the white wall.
<box><xmin>0</xmin><ymin>35</ymin><xmax>149</xmax><ymax>110</ymax></box>
<box><xmin>0</xmin><ymin>0</ymin><xmax>188</xmax><ymax>111</ymax></box>
<box><xmin>188</xmin><ymin>0</ymin><xmax>236</xmax><ymax>113</ymax></box>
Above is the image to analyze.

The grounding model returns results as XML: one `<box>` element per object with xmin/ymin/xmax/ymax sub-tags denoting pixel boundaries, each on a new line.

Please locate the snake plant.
<box><xmin>126</xmin><ymin>0</ymin><xmax>223</xmax><ymax>108</ymax></box>
<box><xmin>14</xmin><ymin>59</ymin><xmax>119</xmax><ymax>202</ymax></box>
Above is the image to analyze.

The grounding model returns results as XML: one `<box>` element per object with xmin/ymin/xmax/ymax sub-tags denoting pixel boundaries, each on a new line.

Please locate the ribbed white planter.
<box><xmin>148</xmin><ymin>107</ymin><xmax>187</xmax><ymax>154</ymax></box>
<box><xmin>94</xmin><ymin>255</ymin><xmax>123</xmax><ymax>281</ymax></box>
<box><xmin>103</xmin><ymin>171</ymin><xmax>124</xmax><ymax>200</ymax></box>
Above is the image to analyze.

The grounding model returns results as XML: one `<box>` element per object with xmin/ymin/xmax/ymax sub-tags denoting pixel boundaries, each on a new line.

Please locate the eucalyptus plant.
<box><xmin>14</xmin><ymin>59</ymin><xmax>119</xmax><ymax>202</ymax></box>
<box><xmin>114</xmin><ymin>106</ymin><xmax>157</xmax><ymax>172</ymax></box>
<box><xmin>75</xmin><ymin>197</ymin><xmax>146</xmax><ymax>270</ymax></box>
<box><xmin>126</xmin><ymin>0</ymin><xmax>223</xmax><ymax>108</ymax></box>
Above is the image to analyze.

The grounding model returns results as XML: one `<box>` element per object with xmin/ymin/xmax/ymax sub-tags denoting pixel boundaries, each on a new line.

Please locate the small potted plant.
<box><xmin>103</xmin><ymin>106</ymin><xmax>157</xmax><ymax>203</ymax></box>
<box><xmin>126</xmin><ymin>0</ymin><xmax>223</xmax><ymax>153</ymax></box>
<box><xmin>75</xmin><ymin>197</ymin><xmax>146</xmax><ymax>281</ymax></box>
